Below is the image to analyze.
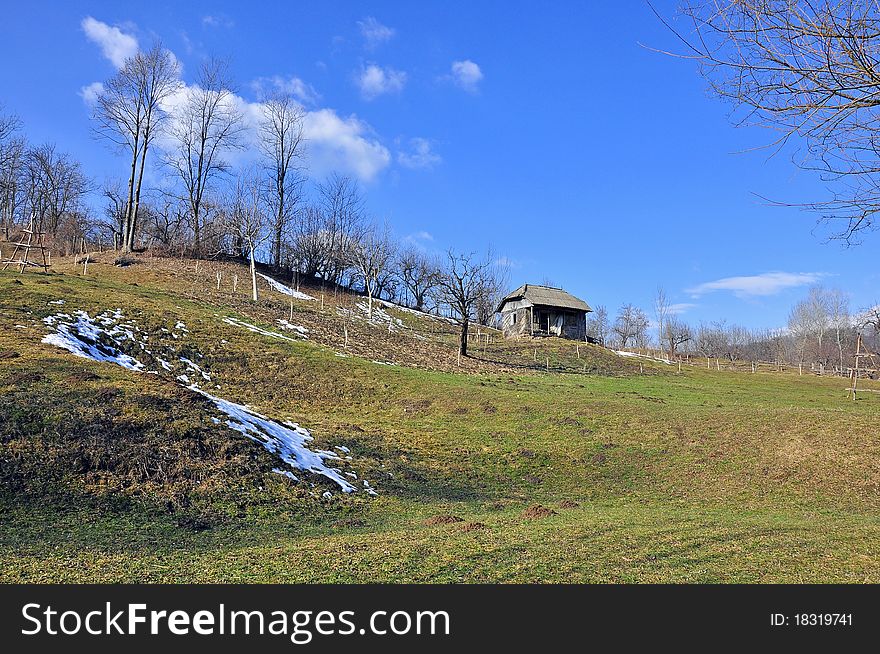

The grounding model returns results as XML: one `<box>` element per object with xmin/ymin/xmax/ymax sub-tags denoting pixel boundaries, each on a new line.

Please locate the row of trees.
<box><xmin>0</xmin><ymin>110</ymin><xmax>92</xmax><ymax>251</ymax></box>
<box><xmin>0</xmin><ymin>42</ymin><xmax>512</xmax><ymax>356</ymax></box>
<box><xmin>588</xmin><ymin>285</ymin><xmax>879</xmax><ymax>371</ymax></box>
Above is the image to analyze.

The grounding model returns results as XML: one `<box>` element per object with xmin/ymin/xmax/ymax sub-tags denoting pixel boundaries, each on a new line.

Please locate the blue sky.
<box><xmin>2</xmin><ymin>1</ymin><xmax>877</xmax><ymax>329</ymax></box>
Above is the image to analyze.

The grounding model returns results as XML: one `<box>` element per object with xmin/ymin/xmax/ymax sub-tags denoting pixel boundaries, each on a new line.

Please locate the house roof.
<box><xmin>496</xmin><ymin>284</ymin><xmax>592</xmax><ymax>313</ymax></box>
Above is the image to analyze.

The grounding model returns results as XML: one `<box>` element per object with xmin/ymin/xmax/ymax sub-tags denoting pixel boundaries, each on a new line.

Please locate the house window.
<box><xmin>511</xmin><ymin>312</ymin><xmax>517</xmax><ymax>324</ymax></box>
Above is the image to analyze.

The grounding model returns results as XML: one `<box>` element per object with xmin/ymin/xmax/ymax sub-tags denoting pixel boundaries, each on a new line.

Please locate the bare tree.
<box><xmin>613</xmin><ymin>304</ymin><xmax>649</xmax><ymax>349</ymax></box>
<box><xmin>667</xmin><ymin>2</ymin><xmax>880</xmax><ymax>243</ymax></box>
<box><xmin>397</xmin><ymin>246</ymin><xmax>440</xmax><ymax>311</ymax></box>
<box><xmin>166</xmin><ymin>58</ymin><xmax>243</xmax><ymax>255</ymax></box>
<box><xmin>474</xmin><ymin>255</ymin><xmax>511</xmax><ymax>327</ymax></box>
<box><xmin>0</xmin><ymin>130</ymin><xmax>26</xmax><ymax>239</ymax></box>
<box><xmin>654</xmin><ymin>285</ymin><xmax>669</xmax><ymax>353</ymax></box>
<box><xmin>20</xmin><ymin>143</ymin><xmax>90</xmax><ymax>238</ymax></box>
<box><xmin>663</xmin><ymin>316</ymin><xmax>692</xmax><ymax>359</ymax></box>
<box><xmin>806</xmin><ymin>285</ymin><xmax>831</xmax><ymax>364</ymax></box>
<box><xmin>221</xmin><ymin>169</ymin><xmax>269</xmax><ymax>302</ymax></box>
<box><xmin>788</xmin><ymin>300</ymin><xmax>812</xmax><ymax>365</ymax></box>
<box><xmin>827</xmin><ymin>288</ymin><xmax>851</xmax><ymax>371</ymax></box>
<box><xmin>437</xmin><ymin>250</ymin><xmax>495</xmax><ymax>357</ymax></box>
<box><xmin>316</xmin><ymin>174</ymin><xmax>366</xmax><ymax>284</ymax></box>
<box><xmin>588</xmin><ymin>304</ymin><xmax>610</xmax><ymax>345</ymax></box>
<box><xmin>259</xmin><ymin>92</ymin><xmax>306</xmax><ymax>270</ymax></box>
<box><xmin>93</xmin><ymin>43</ymin><xmax>180</xmax><ymax>253</ymax></box>
<box><xmin>350</xmin><ymin>220</ymin><xmax>396</xmax><ymax>318</ymax></box>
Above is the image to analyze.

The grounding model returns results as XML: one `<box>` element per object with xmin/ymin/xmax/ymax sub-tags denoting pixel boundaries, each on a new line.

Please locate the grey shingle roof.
<box><xmin>496</xmin><ymin>284</ymin><xmax>592</xmax><ymax>313</ymax></box>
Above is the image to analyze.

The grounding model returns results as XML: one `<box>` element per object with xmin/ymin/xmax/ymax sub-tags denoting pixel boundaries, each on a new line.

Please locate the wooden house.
<box><xmin>496</xmin><ymin>284</ymin><xmax>592</xmax><ymax>340</ymax></box>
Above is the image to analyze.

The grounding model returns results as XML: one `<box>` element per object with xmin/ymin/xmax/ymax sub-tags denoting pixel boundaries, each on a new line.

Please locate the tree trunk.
<box><xmin>459</xmin><ymin>319</ymin><xmax>469</xmax><ymax>357</ymax></box>
<box><xmin>249</xmin><ymin>246</ymin><xmax>259</xmax><ymax>302</ymax></box>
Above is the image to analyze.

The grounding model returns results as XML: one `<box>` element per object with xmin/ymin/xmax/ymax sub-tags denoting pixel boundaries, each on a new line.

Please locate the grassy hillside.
<box><xmin>1</xmin><ymin>255</ymin><xmax>879</xmax><ymax>582</ymax></box>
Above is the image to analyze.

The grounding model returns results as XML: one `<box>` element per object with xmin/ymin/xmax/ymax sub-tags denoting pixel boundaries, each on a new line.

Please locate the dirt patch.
<box><xmin>591</xmin><ymin>453</ymin><xmax>607</xmax><ymax>465</ymax></box>
<box><xmin>333</xmin><ymin>518</ymin><xmax>367</xmax><ymax>529</ymax></box>
<box><xmin>521</xmin><ymin>504</ymin><xmax>557</xmax><ymax>520</ymax></box>
<box><xmin>65</xmin><ymin>370</ymin><xmax>100</xmax><ymax>383</ymax></box>
<box><xmin>518</xmin><ymin>449</ymin><xmax>536</xmax><ymax>458</ymax></box>
<box><xmin>423</xmin><ymin>514</ymin><xmax>464</xmax><ymax>526</ymax></box>
<box><xmin>451</xmin><ymin>407</ymin><xmax>469</xmax><ymax>415</ymax></box>
<box><xmin>6</xmin><ymin>371</ymin><xmax>44</xmax><ymax>385</ymax></box>
<box><xmin>524</xmin><ymin>474</ymin><xmax>542</xmax><ymax>485</ymax></box>
<box><xmin>558</xmin><ymin>500</ymin><xmax>579</xmax><ymax>509</ymax></box>
<box><xmin>481</xmin><ymin>403</ymin><xmax>498</xmax><ymax>414</ymax></box>
<box><xmin>175</xmin><ymin>514</ymin><xmax>217</xmax><ymax>532</ymax></box>
<box><xmin>0</xmin><ymin>350</ymin><xmax>21</xmax><ymax>360</ymax></box>
<box><xmin>460</xmin><ymin>521</ymin><xmax>486</xmax><ymax>532</ymax></box>
<box><xmin>403</xmin><ymin>399</ymin><xmax>432</xmax><ymax>413</ymax></box>
<box><xmin>485</xmin><ymin>501</ymin><xmax>506</xmax><ymax>511</ymax></box>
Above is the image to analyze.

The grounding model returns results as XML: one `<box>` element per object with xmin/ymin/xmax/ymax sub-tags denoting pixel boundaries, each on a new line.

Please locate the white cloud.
<box><xmin>667</xmin><ymin>302</ymin><xmax>697</xmax><ymax>314</ymax></box>
<box><xmin>357</xmin><ymin>17</ymin><xmax>395</xmax><ymax>49</ymax></box>
<box><xmin>356</xmin><ymin>64</ymin><xmax>407</xmax><ymax>100</ymax></box>
<box><xmin>78</xmin><ymin>28</ymin><xmax>390</xmax><ymax>183</ymax></box>
<box><xmin>79</xmin><ymin>81</ymin><xmax>104</xmax><ymax>105</ymax></box>
<box><xmin>251</xmin><ymin>76</ymin><xmax>321</xmax><ymax>105</ymax></box>
<box><xmin>302</xmin><ymin>109</ymin><xmax>391</xmax><ymax>181</ymax></box>
<box><xmin>449</xmin><ymin>59</ymin><xmax>483</xmax><ymax>92</ymax></box>
<box><xmin>81</xmin><ymin>16</ymin><xmax>139</xmax><ymax>69</ymax></box>
<box><xmin>687</xmin><ymin>272</ymin><xmax>827</xmax><ymax>298</ymax></box>
<box><xmin>202</xmin><ymin>15</ymin><xmax>234</xmax><ymax>29</ymax></box>
<box><xmin>397</xmin><ymin>137</ymin><xmax>441</xmax><ymax>170</ymax></box>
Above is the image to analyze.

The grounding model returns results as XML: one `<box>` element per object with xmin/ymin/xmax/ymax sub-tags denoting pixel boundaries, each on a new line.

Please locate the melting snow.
<box><xmin>41</xmin><ymin>309</ymin><xmax>369</xmax><ymax>495</ymax></box>
<box><xmin>222</xmin><ymin>316</ymin><xmax>300</xmax><ymax>342</ymax></box>
<box><xmin>377</xmin><ymin>299</ymin><xmax>458</xmax><ymax>325</ymax></box>
<box><xmin>41</xmin><ymin>311</ymin><xmax>145</xmax><ymax>371</ymax></box>
<box><xmin>189</xmin><ymin>385</ymin><xmax>356</xmax><ymax>493</ymax></box>
<box><xmin>276</xmin><ymin>319</ymin><xmax>309</xmax><ymax>337</ymax></box>
<box><xmin>257</xmin><ymin>273</ymin><xmax>316</xmax><ymax>301</ymax></box>
<box><xmin>614</xmin><ymin>350</ymin><xmax>672</xmax><ymax>364</ymax></box>
<box><xmin>180</xmin><ymin>356</ymin><xmax>211</xmax><ymax>380</ymax></box>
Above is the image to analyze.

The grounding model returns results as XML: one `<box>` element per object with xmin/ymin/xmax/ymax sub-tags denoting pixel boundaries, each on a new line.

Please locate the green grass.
<box><xmin>1</xmin><ymin>258</ymin><xmax>879</xmax><ymax>583</ymax></box>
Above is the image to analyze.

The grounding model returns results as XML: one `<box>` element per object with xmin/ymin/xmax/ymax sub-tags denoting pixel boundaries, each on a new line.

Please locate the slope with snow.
<box><xmin>257</xmin><ymin>273</ymin><xmax>316</xmax><ymax>301</ymax></box>
<box><xmin>41</xmin><ymin>309</ymin><xmax>372</xmax><ymax>496</ymax></box>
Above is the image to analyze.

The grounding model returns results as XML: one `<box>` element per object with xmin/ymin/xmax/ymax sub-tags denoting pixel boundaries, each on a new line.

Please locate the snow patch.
<box><xmin>190</xmin><ymin>385</ymin><xmax>356</xmax><ymax>493</ymax></box>
<box><xmin>41</xmin><ymin>311</ymin><xmax>145</xmax><ymax>371</ymax></box>
<box><xmin>41</xmin><ymin>310</ymin><xmax>370</xmax><ymax>495</ymax></box>
<box><xmin>276</xmin><ymin>319</ymin><xmax>309</xmax><ymax>337</ymax></box>
<box><xmin>257</xmin><ymin>273</ymin><xmax>316</xmax><ymax>301</ymax></box>
<box><xmin>222</xmin><ymin>316</ymin><xmax>299</xmax><ymax>342</ymax></box>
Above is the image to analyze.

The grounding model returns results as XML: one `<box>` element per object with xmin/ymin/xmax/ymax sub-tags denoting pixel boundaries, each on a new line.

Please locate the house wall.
<box><xmin>500</xmin><ymin>302</ymin><xmax>586</xmax><ymax>340</ymax></box>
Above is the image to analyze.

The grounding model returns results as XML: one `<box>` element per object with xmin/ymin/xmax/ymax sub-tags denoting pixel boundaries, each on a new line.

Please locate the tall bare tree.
<box><xmin>654</xmin><ymin>285</ymin><xmax>669</xmax><ymax>353</ymax></box>
<box><xmin>666</xmin><ymin>1</ymin><xmax>880</xmax><ymax>243</ymax></box>
<box><xmin>437</xmin><ymin>250</ymin><xmax>495</xmax><ymax>357</ymax></box>
<box><xmin>221</xmin><ymin>169</ymin><xmax>269</xmax><ymax>302</ymax></box>
<box><xmin>350</xmin><ymin>220</ymin><xmax>396</xmax><ymax>318</ymax></box>
<box><xmin>166</xmin><ymin>58</ymin><xmax>244</xmax><ymax>255</ymax></box>
<box><xmin>259</xmin><ymin>92</ymin><xmax>306</xmax><ymax>270</ymax></box>
<box><xmin>316</xmin><ymin>174</ymin><xmax>366</xmax><ymax>284</ymax></box>
<box><xmin>827</xmin><ymin>288</ymin><xmax>851</xmax><ymax>371</ymax></box>
<box><xmin>93</xmin><ymin>43</ymin><xmax>180</xmax><ymax>253</ymax></box>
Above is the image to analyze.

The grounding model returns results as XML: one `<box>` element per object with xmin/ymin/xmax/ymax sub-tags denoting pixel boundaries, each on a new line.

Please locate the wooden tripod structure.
<box><xmin>849</xmin><ymin>332</ymin><xmax>880</xmax><ymax>400</ymax></box>
<box><xmin>1</xmin><ymin>215</ymin><xmax>49</xmax><ymax>273</ymax></box>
